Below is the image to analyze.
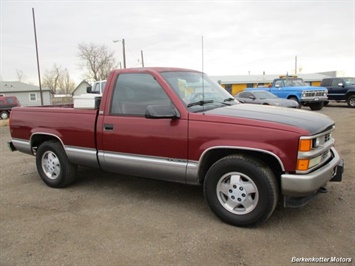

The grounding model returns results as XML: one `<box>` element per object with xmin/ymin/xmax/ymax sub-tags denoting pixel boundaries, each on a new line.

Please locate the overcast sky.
<box><xmin>1</xmin><ymin>0</ymin><xmax>354</xmax><ymax>84</ymax></box>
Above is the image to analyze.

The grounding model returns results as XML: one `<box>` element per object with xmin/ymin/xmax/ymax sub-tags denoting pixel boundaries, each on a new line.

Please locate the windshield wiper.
<box><xmin>220</xmin><ymin>97</ymin><xmax>235</xmax><ymax>106</ymax></box>
<box><xmin>187</xmin><ymin>100</ymin><xmax>214</xmax><ymax>108</ymax></box>
<box><xmin>224</xmin><ymin>97</ymin><xmax>235</xmax><ymax>102</ymax></box>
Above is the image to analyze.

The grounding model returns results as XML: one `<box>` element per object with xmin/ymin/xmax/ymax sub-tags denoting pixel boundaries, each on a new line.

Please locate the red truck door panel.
<box><xmin>98</xmin><ymin>73</ymin><xmax>188</xmax><ymax>182</ymax></box>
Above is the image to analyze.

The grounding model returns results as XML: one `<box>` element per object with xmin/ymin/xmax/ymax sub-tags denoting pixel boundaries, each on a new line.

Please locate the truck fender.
<box><xmin>196</xmin><ymin>146</ymin><xmax>285</xmax><ymax>184</ymax></box>
<box><xmin>30</xmin><ymin>131</ymin><xmax>64</xmax><ymax>155</ymax></box>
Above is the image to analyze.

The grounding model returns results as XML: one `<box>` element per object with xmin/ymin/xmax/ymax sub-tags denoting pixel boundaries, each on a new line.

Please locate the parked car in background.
<box><xmin>320</xmin><ymin>77</ymin><xmax>355</xmax><ymax>108</ymax></box>
<box><xmin>250</xmin><ymin>76</ymin><xmax>328</xmax><ymax>110</ymax></box>
<box><xmin>86</xmin><ymin>80</ymin><xmax>107</xmax><ymax>95</ymax></box>
<box><xmin>235</xmin><ymin>90</ymin><xmax>299</xmax><ymax>108</ymax></box>
<box><xmin>0</xmin><ymin>96</ymin><xmax>21</xmax><ymax>119</ymax></box>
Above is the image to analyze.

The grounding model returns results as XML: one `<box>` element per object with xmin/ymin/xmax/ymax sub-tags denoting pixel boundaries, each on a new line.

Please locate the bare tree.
<box><xmin>77</xmin><ymin>43</ymin><xmax>117</xmax><ymax>81</ymax></box>
<box><xmin>60</xmin><ymin>68</ymin><xmax>75</xmax><ymax>94</ymax></box>
<box><xmin>42</xmin><ymin>64</ymin><xmax>75</xmax><ymax>94</ymax></box>
<box><xmin>42</xmin><ymin>64</ymin><xmax>62</xmax><ymax>94</ymax></box>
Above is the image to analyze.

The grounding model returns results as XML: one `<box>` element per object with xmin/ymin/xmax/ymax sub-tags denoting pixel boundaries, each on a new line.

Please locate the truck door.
<box><xmin>269</xmin><ymin>80</ymin><xmax>287</xmax><ymax>97</ymax></box>
<box><xmin>329</xmin><ymin>78</ymin><xmax>347</xmax><ymax>100</ymax></box>
<box><xmin>99</xmin><ymin>73</ymin><xmax>189</xmax><ymax>183</ymax></box>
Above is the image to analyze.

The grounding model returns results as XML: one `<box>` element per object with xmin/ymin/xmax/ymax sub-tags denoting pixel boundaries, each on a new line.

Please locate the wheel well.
<box><xmin>198</xmin><ymin>148</ymin><xmax>283</xmax><ymax>184</ymax></box>
<box><xmin>31</xmin><ymin>134</ymin><xmax>62</xmax><ymax>154</ymax></box>
<box><xmin>346</xmin><ymin>93</ymin><xmax>355</xmax><ymax>99</ymax></box>
<box><xmin>287</xmin><ymin>95</ymin><xmax>299</xmax><ymax>101</ymax></box>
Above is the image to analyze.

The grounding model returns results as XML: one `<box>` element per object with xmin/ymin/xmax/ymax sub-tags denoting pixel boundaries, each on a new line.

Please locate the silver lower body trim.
<box><xmin>11</xmin><ymin>139</ymin><xmax>32</xmax><ymax>155</ymax></box>
<box><xmin>99</xmin><ymin>151</ymin><xmax>199</xmax><ymax>185</ymax></box>
<box><xmin>65</xmin><ymin>146</ymin><xmax>100</xmax><ymax>168</ymax></box>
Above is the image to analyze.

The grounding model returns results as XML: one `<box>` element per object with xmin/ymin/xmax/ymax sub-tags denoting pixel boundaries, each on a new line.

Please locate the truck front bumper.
<box><xmin>300</xmin><ymin>96</ymin><xmax>328</xmax><ymax>102</ymax></box>
<box><xmin>281</xmin><ymin>147</ymin><xmax>343</xmax><ymax>197</ymax></box>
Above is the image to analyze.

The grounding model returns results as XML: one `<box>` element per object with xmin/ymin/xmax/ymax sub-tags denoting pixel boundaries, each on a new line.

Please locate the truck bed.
<box><xmin>10</xmin><ymin>106</ymin><xmax>98</xmax><ymax>150</ymax></box>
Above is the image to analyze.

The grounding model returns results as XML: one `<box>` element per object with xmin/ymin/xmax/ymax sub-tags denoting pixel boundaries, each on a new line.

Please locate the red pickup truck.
<box><xmin>8</xmin><ymin>67</ymin><xmax>343</xmax><ymax>227</ymax></box>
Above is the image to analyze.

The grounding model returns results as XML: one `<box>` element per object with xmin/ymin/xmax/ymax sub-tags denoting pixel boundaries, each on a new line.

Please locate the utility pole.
<box><xmin>295</xmin><ymin>56</ymin><xmax>297</xmax><ymax>75</ymax></box>
<box><xmin>113</xmin><ymin>39</ymin><xmax>126</xmax><ymax>68</ymax></box>
<box><xmin>32</xmin><ymin>8</ymin><xmax>43</xmax><ymax>105</ymax></box>
<box><xmin>122</xmin><ymin>39</ymin><xmax>126</xmax><ymax>68</ymax></box>
<box><xmin>141</xmin><ymin>50</ymin><xmax>144</xmax><ymax>67</ymax></box>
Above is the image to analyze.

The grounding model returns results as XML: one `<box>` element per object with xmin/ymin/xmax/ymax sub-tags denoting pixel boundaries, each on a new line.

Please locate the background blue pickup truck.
<box><xmin>248</xmin><ymin>76</ymin><xmax>328</xmax><ymax>110</ymax></box>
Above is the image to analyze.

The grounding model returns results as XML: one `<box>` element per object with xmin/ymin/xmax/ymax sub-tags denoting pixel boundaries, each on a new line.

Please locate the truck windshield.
<box><xmin>284</xmin><ymin>79</ymin><xmax>305</xmax><ymax>86</ymax></box>
<box><xmin>161</xmin><ymin>71</ymin><xmax>237</xmax><ymax>112</ymax></box>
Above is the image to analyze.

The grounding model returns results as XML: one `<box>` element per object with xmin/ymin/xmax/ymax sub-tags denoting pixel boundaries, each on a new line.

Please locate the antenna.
<box><xmin>201</xmin><ymin>36</ymin><xmax>205</xmax><ymax>103</ymax></box>
<box><xmin>202</xmin><ymin>36</ymin><xmax>204</xmax><ymax>73</ymax></box>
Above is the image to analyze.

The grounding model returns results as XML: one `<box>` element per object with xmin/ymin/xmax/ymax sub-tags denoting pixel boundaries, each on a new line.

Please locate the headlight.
<box><xmin>296</xmin><ymin>129</ymin><xmax>334</xmax><ymax>173</ymax></box>
<box><xmin>313</xmin><ymin>137</ymin><xmax>320</xmax><ymax>148</ymax></box>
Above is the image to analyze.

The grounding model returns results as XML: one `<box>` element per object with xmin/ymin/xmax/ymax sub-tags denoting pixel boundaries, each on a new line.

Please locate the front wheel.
<box><xmin>36</xmin><ymin>140</ymin><xmax>77</xmax><ymax>188</ymax></box>
<box><xmin>288</xmin><ymin>97</ymin><xmax>301</xmax><ymax>109</ymax></box>
<box><xmin>347</xmin><ymin>95</ymin><xmax>355</xmax><ymax>108</ymax></box>
<box><xmin>309</xmin><ymin>102</ymin><xmax>324</xmax><ymax>111</ymax></box>
<box><xmin>203</xmin><ymin>155</ymin><xmax>278</xmax><ymax>227</ymax></box>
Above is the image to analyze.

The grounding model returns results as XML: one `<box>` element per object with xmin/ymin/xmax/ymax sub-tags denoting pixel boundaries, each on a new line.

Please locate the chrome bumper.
<box><xmin>281</xmin><ymin>147</ymin><xmax>343</xmax><ymax>197</ymax></box>
<box><xmin>300</xmin><ymin>96</ymin><xmax>328</xmax><ymax>102</ymax></box>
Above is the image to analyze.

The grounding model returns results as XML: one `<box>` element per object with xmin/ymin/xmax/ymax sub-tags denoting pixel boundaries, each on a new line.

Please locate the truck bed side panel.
<box><xmin>10</xmin><ymin>106</ymin><xmax>98</xmax><ymax>167</ymax></box>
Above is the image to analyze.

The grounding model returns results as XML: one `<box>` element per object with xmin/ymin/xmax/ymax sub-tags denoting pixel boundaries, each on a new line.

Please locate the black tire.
<box><xmin>309</xmin><ymin>102</ymin><xmax>324</xmax><ymax>111</ymax></box>
<box><xmin>347</xmin><ymin>95</ymin><xmax>355</xmax><ymax>108</ymax></box>
<box><xmin>203</xmin><ymin>155</ymin><xmax>278</xmax><ymax>227</ymax></box>
<box><xmin>36</xmin><ymin>140</ymin><xmax>77</xmax><ymax>188</ymax></box>
<box><xmin>288</xmin><ymin>97</ymin><xmax>301</xmax><ymax>109</ymax></box>
<box><xmin>1</xmin><ymin>111</ymin><xmax>9</xmax><ymax>120</ymax></box>
<box><xmin>324</xmin><ymin>101</ymin><xmax>329</xmax><ymax>106</ymax></box>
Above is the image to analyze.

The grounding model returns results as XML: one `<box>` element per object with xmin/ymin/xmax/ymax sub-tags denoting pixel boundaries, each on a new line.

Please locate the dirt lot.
<box><xmin>0</xmin><ymin>103</ymin><xmax>354</xmax><ymax>266</ymax></box>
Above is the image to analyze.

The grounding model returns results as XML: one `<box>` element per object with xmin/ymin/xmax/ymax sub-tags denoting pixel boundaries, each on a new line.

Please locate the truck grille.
<box><xmin>303</xmin><ymin>90</ymin><xmax>327</xmax><ymax>97</ymax></box>
<box><xmin>324</xmin><ymin>132</ymin><xmax>331</xmax><ymax>143</ymax></box>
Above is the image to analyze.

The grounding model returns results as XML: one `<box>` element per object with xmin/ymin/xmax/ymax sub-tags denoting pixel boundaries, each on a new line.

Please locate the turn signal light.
<box><xmin>299</xmin><ymin>139</ymin><xmax>312</xmax><ymax>152</ymax></box>
<box><xmin>297</xmin><ymin>159</ymin><xmax>310</xmax><ymax>171</ymax></box>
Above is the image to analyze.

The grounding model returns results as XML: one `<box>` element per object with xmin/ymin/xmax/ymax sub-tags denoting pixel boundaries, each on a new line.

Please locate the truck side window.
<box><xmin>93</xmin><ymin>83</ymin><xmax>100</xmax><ymax>93</ymax></box>
<box><xmin>331</xmin><ymin>78</ymin><xmax>342</xmax><ymax>87</ymax></box>
<box><xmin>110</xmin><ymin>73</ymin><xmax>171</xmax><ymax>116</ymax></box>
<box><xmin>275</xmin><ymin>80</ymin><xmax>283</xmax><ymax>87</ymax></box>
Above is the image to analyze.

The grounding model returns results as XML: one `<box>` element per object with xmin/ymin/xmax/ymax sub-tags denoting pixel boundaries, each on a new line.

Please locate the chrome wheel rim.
<box><xmin>349</xmin><ymin>98</ymin><xmax>355</xmax><ymax>107</ymax></box>
<box><xmin>42</xmin><ymin>151</ymin><xmax>60</xmax><ymax>180</ymax></box>
<box><xmin>216</xmin><ymin>172</ymin><xmax>259</xmax><ymax>215</ymax></box>
<box><xmin>1</xmin><ymin>112</ymin><xmax>8</xmax><ymax>119</ymax></box>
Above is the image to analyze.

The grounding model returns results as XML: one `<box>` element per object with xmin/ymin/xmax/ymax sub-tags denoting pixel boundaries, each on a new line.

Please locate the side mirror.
<box><xmin>337</xmin><ymin>82</ymin><xmax>344</xmax><ymax>87</ymax></box>
<box><xmin>86</xmin><ymin>86</ymin><xmax>93</xmax><ymax>93</ymax></box>
<box><xmin>248</xmin><ymin>95</ymin><xmax>256</xmax><ymax>100</ymax></box>
<box><xmin>145</xmin><ymin>105</ymin><xmax>180</xmax><ymax>119</ymax></box>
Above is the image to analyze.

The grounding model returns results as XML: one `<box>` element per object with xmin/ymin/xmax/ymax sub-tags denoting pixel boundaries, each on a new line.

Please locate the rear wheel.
<box><xmin>36</xmin><ymin>140</ymin><xmax>77</xmax><ymax>188</ymax></box>
<box><xmin>1</xmin><ymin>111</ymin><xmax>9</xmax><ymax>120</ymax></box>
<box><xmin>347</xmin><ymin>95</ymin><xmax>355</xmax><ymax>108</ymax></box>
<box><xmin>203</xmin><ymin>155</ymin><xmax>278</xmax><ymax>227</ymax></box>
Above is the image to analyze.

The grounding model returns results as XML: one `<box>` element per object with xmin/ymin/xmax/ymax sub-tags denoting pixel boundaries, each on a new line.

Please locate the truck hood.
<box><xmin>205</xmin><ymin>104</ymin><xmax>334</xmax><ymax>135</ymax></box>
<box><xmin>281</xmin><ymin>86</ymin><xmax>327</xmax><ymax>91</ymax></box>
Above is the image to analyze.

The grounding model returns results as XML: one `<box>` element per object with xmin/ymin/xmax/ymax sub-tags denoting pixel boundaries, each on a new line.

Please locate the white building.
<box><xmin>0</xmin><ymin>81</ymin><xmax>52</xmax><ymax>106</ymax></box>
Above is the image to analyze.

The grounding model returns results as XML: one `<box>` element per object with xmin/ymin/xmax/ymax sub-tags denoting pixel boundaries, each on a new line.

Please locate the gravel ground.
<box><xmin>0</xmin><ymin>103</ymin><xmax>354</xmax><ymax>266</ymax></box>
